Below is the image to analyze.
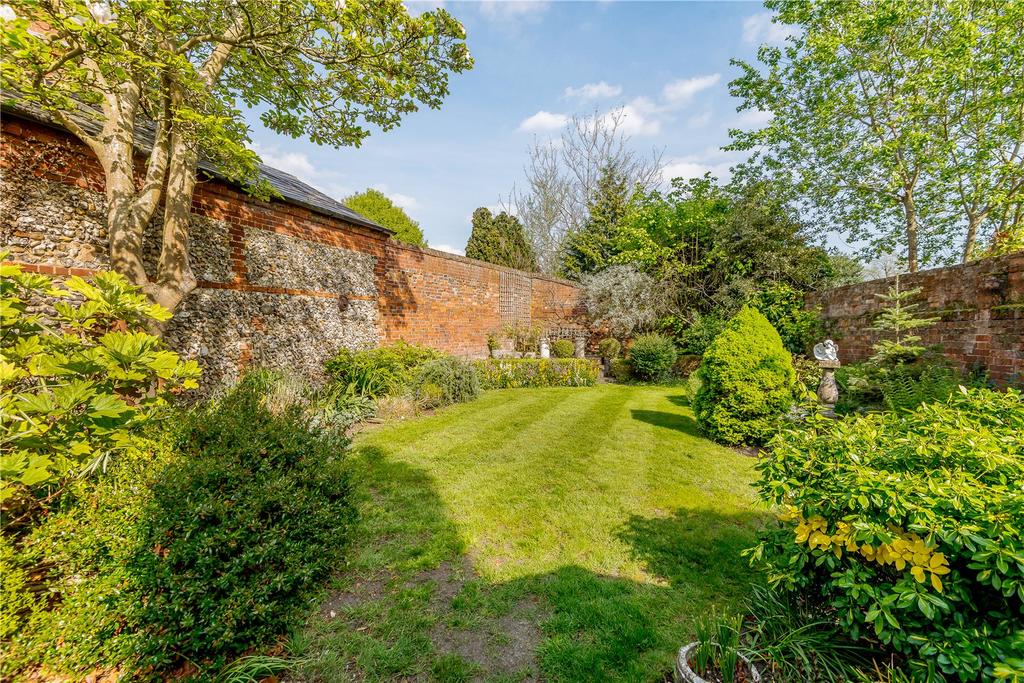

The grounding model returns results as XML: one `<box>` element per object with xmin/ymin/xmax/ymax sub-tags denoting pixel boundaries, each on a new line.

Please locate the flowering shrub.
<box><xmin>748</xmin><ymin>387</ymin><xmax>1024</xmax><ymax>680</ymax></box>
<box><xmin>474</xmin><ymin>358</ymin><xmax>599</xmax><ymax>388</ymax></box>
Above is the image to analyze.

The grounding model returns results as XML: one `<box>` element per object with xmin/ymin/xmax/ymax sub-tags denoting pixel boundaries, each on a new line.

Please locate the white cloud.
<box><xmin>479</xmin><ymin>0</ymin><xmax>549</xmax><ymax>22</ymax></box>
<box><xmin>734</xmin><ymin>108</ymin><xmax>773</xmax><ymax>128</ymax></box>
<box><xmin>564</xmin><ymin>81</ymin><xmax>622</xmax><ymax>99</ymax></box>
<box><xmin>743</xmin><ymin>11</ymin><xmax>794</xmax><ymax>45</ymax></box>
<box><xmin>661</xmin><ymin>147</ymin><xmax>744</xmax><ymax>183</ymax></box>
<box><xmin>604</xmin><ymin>98</ymin><xmax>661</xmax><ymax>137</ymax></box>
<box><xmin>662</xmin><ymin>73</ymin><xmax>721</xmax><ymax>107</ymax></box>
<box><xmin>251</xmin><ymin>143</ymin><xmax>316</xmax><ymax>179</ymax></box>
<box><xmin>518</xmin><ymin>110</ymin><xmax>569</xmax><ymax>132</ymax></box>
<box><xmin>688</xmin><ymin>111</ymin><xmax>713</xmax><ymax>127</ymax></box>
<box><xmin>372</xmin><ymin>183</ymin><xmax>421</xmax><ymax>211</ymax></box>
<box><xmin>433</xmin><ymin>243</ymin><xmax>466</xmax><ymax>256</ymax></box>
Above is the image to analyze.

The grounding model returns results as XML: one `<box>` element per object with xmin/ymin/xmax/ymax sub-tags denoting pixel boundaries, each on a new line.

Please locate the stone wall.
<box><xmin>1</xmin><ymin>115</ymin><xmax>584</xmax><ymax>388</ymax></box>
<box><xmin>807</xmin><ymin>253</ymin><xmax>1024</xmax><ymax>386</ymax></box>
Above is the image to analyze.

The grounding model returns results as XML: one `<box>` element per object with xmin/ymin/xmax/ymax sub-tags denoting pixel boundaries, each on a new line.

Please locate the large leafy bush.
<box><xmin>1</xmin><ymin>372</ymin><xmax>356</xmax><ymax>678</ymax></box>
<box><xmin>0</xmin><ymin>261</ymin><xmax>199</xmax><ymax>510</ymax></box>
<box><xmin>324</xmin><ymin>340</ymin><xmax>442</xmax><ymax>397</ymax></box>
<box><xmin>748</xmin><ymin>388</ymin><xmax>1024</xmax><ymax>681</ymax></box>
<box><xmin>693</xmin><ymin>306</ymin><xmax>796</xmax><ymax>445</ymax></box>
<box><xmin>474</xmin><ymin>358</ymin><xmax>599</xmax><ymax>388</ymax></box>
<box><xmin>412</xmin><ymin>357</ymin><xmax>480</xmax><ymax>408</ymax></box>
<box><xmin>627</xmin><ymin>333</ymin><xmax>677</xmax><ymax>381</ymax></box>
<box><xmin>747</xmin><ymin>283</ymin><xmax>822</xmax><ymax>355</ymax></box>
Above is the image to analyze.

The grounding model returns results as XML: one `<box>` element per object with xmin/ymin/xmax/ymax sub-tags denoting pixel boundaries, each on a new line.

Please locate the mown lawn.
<box><xmin>291</xmin><ymin>384</ymin><xmax>767</xmax><ymax>682</ymax></box>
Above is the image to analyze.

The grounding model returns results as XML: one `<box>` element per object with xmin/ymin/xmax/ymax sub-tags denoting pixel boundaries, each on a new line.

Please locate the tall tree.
<box><xmin>2</xmin><ymin>0</ymin><xmax>470</xmax><ymax>311</ymax></box>
<box><xmin>511</xmin><ymin>109</ymin><xmax>663</xmax><ymax>274</ymax></box>
<box><xmin>729</xmin><ymin>0</ymin><xmax>1024</xmax><ymax>272</ymax></box>
<box><xmin>560</xmin><ymin>164</ymin><xmax>633</xmax><ymax>280</ymax></box>
<box><xmin>464</xmin><ymin>208</ymin><xmax>537</xmax><ymax>271</ymax></box>
<box><xmin>344</xmin><ymin>189</ymin><xmax>426</xmax><ymax>247</ymax></box>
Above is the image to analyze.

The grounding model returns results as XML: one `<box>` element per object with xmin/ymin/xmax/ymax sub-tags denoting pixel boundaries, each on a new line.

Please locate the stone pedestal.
<box><xmin>539</xmin><ymin>337</ymin><xmax>550</xmax><ymax>359</ymax></box>
<box><xmin>574</xmin><ymin>337</ymin><xmax>586</xmax><ymax>359</ymax></box>
<box><xmin>817</xmin><ymin>359</ymin><xmax>840</xmax><ymax>417</ymax></box>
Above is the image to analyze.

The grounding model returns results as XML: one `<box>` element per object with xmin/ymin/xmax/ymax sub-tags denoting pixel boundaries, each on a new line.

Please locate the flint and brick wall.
<box><xmin>807</xmin><ymin>253</ymin><xmax>1024</xmax><ymax>386</ymax></box>
<box><xmin>1</xmin><ymin>115</ymin><xmax>583</xmax><ymax>388</ymax></box>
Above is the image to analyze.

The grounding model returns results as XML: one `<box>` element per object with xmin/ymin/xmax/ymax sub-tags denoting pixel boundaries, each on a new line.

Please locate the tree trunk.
<box><xmin>149</xmin><ymin>130</ymin><xmax>199</xmax><ymax>313</ymax></box>
<box><xmin>104</xmin><ymin>158</ymin><xmax>152</xmax><ymax>287</ymax></box>
<box><xmin>963</xmin><ymin>213</ymin><xmax>981</xmax><ymax>263</ymax></box>
<box><xmin>901</xmin><ymin>191</ymin><xmax>919</xmax><ymax>273</ymax></box>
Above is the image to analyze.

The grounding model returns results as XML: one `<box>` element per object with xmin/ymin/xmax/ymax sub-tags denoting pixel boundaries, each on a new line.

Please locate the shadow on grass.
<box><xmin>294</xmin><ymin>443</ymin><xmax>766</xmax><ymax>683</ymax></box>
<box><xmin>666</xmin><ymin>393</ymin><xmax>692</xmax><ymax>408</ymax></box>
<box><xmin>630</xmin><ymin>408</ymin><xmax>702</xmax><ymax>437</ymax></box>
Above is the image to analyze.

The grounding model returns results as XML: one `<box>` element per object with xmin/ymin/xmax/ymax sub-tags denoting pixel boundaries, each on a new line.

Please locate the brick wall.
<box><xmin>807</xmin><ymin>253</ymin><xmax>1024</xmax><ymax>386</ymax></box>
<box><xmin>1</xmin><ymin>115</ymin><xmax>584</xmax><ymax>387</ymax></box>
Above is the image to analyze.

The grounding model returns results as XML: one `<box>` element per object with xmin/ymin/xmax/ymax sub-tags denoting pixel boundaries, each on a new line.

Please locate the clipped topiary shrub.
<box><xmin>748</xmin><ymin>388</ymin><xmax>1024</xmax><ymax>681</ymax></box>
<box><xmin>598</xmin><ymin>337</ymin><xmax>621</xmax><ymax>360</ymax></box>
<box><xmin>693</xmin><ymin>306</ymin><xmax>795</xmax><ymax>445</ymax></box>
<box><xmin>474</xmin><ymin>358</ymin><xmax>599</xmax><ymax>388</ymax></box>
<box><xmin>412</xmin><ymin>357</ymin><xmax>481</xmax><ymax>409</ymax></box>
<box><xmin>627</xmin><ymin>333</ymin><xmax>678</xmax><ymax>381</ymax></box>
<box><xmin>550</xmin><ymin>339</ymin><xmax>575</xmax><ymax>358</ymax></box>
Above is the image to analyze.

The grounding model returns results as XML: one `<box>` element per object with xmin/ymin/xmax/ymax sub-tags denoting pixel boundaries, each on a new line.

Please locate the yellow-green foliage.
<box><xmin>324</xmin><ymin>341</ymin><xmax>442</xmax><ymax>398</ymax></box>
<box><xmin>474</xmin><ymin>358</ymin><xmax>599</xmax><ymax>388</ymax></box>
<box><xmin>627</xmin><ymin>333</ymin><xmax>677</xmax><ymax>381</ymax></box>
<box><xmin>0</xmin><ymin>260</ymin><xmax>200</xmax><ymax>504</ymax></box>
<box><xmin>693</xmin><ymin>306</ymin><xmax>795</xmax><ymax>445</ymax></box>
<box><xmin>749</xmin><ymin>388</ymin><xmax>1024</xmax><ymax>681</ymax></box>
<box><xmin>550</xmin><ymin>339</ymin><xmax>575</xmax><ymax>359</ymax></box>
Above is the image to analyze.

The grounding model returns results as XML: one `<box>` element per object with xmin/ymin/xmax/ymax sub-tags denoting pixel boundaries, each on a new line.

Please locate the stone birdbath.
<box><xmin>813</xmin><ymin>339</ymin><xmax>840</xmax><ymax>417</ymax></box>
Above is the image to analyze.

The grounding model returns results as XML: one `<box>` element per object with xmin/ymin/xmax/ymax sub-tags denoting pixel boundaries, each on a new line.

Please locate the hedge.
<box><xmin>474</xmin><ymin>358</ymin><xmax>600</xmax><ymax>388</ymax></box>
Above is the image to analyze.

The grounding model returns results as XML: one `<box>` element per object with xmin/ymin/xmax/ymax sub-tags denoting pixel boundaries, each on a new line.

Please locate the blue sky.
<box><xmin>247</xmin><ymin>1</ymin><xmax>800</xmax><ymax>255</ymax></box>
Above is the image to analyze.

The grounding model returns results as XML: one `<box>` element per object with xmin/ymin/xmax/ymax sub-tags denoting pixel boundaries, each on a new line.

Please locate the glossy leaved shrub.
<box><xmin>693</xmin><ymin>306</ymin><xmax>796</xmax><ymax>445</ymax></box>
<box><xmin>748</xmin><ymin>388</ymin><xmax>1024</xmax><ymax>681</ymax></box>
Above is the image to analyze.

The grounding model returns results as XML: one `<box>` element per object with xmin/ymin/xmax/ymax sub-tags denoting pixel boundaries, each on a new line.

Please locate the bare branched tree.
<box><xmin>509</xmin><ymin>110</ymin><xmax>663</xmax><ymax>274</ymax></box>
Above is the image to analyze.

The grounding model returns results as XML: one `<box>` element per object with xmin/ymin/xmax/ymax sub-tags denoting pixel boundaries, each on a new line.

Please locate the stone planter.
<box><xmin>675</xmin><ymin>642</ymin><xmax>761</xmax><ymax>683</ymax></box>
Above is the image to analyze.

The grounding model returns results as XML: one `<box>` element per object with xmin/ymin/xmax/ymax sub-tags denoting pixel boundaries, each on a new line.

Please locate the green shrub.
<box><xmin>550</xmin><ymin>338</ymin><xmax>575</xmax><ymax>359</ymax></box>
<box><xmin>324</xmin><ymin>341</ymin><xmax>442</xmax><ymax>397</ymax></box>
<box><xmin>627</xmin><ymin>333</ymin><xmax>677</xmax><ymax>381</ymax></box>
<box><xmin>598</xmin><ymin>337</ymin><xmax>621</xmax><ymax>360</ymax></box>
<box><xmin>0</xmin><ymin>261</ymin><xmax>200</xmax><ymax>508</ymax></box>
<box><xmin>412</xmin><ymin>357</ymin><xmax>481</xmax><ymax>408</ymax></box>
<box><xmin>609</xmin><ymin>357</ymin><xmax>633</xmax><ymax>382</ymax></box>
<box><xmin>1</xmin><ymin>372</ymin><xmax>356</xmax><ymax>679</ymax></box>
<box><xmin>693</xmin><ymin>306</ymin><xmax>796</xmax><ymax>445</ymax></box>
<box><xmin>748</xmin><ymin>283</ymin><xmax>823</xmax><ymax>355</ymax></box>
<box><xmin>474</xmin><ymin>358</ymin><xmax>599</xmax><ymax>388</ymax></box>
<box><xmin>748</xmin><ymin>387</ymin><xmax>1024</xmax><ymax>681</ymax></box>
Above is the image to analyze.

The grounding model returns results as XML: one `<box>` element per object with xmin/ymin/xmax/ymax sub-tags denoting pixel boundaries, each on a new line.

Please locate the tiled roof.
<box><xmin>2</xmin><ymin>102</ymin><xmax>392</xmax><ymax>235</ymax></box>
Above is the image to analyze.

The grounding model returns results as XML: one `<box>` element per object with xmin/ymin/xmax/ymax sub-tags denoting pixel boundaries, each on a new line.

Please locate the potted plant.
<box><xmin>486</xmin><ymin>331</ymin><xmax>501</xmax><ymax>358</ymax></box>
<box><xmin>676</xmin><ymin>612</ymin><xmax>760</xmax><ymax>683</ymax></box>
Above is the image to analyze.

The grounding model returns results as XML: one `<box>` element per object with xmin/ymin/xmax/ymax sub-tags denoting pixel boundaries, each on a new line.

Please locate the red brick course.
<box><xmin>806</xmin><ymin>253</ymin><xmax>1024</xmax><ymax>386</ymax></box>
<box><xmin>1</xmin><ymin>115</ymin><xmax>583</xmax><ymax>359</ymax></box>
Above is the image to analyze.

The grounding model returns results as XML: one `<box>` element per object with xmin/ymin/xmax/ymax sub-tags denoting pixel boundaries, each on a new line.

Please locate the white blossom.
<box><xmin>0</xmin><ymin>4</ymin><xmax>17</xmax><ymax>21</ymax></box>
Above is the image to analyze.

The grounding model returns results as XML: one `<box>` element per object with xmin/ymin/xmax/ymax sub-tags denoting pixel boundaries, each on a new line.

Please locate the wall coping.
<box><xmin>386</xmin><ymin>239</ymin><xmax>580</xmax><ymax>288</ymax></box>
<box><xmin>808</xmin><ymin>251</ymin><xmax>1023</xmax><ymax>298</ymax></box>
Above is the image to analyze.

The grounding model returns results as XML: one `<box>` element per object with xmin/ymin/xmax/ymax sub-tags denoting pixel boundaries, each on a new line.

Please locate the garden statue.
<box><xmin>574</xmin><ymin>336</ymin><xmax>586</xmax><ymax>359</ymax></box>
<box><xmin>540</xmin><ymin>336</ymin><xmax>550</xmax><ymax>359</ymax></box>
<box><xmin>813</xmin><ymin>339</ymin><xmax>840</xmax><ymax>416</ymax></box>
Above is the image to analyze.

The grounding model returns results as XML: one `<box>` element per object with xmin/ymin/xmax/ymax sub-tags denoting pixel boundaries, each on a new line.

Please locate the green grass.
<box><xmin>292</xmin><ymin>384</ymin><xmax>766</xmax><ymax>682</ymax></box>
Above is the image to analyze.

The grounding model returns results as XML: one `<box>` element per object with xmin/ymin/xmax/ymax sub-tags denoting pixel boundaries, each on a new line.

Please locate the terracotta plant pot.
<box><xmin>674</xmin><ymin>642</ymin><xmax>762</xmax><ymax>683</ymax></box>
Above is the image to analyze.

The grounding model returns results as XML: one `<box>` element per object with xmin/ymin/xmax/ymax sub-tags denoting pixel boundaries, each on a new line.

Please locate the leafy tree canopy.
<box><xmin>465</xmin><ymin>208</ymin><xmax>537</xmax><ymax>271</ymax></box>
<box><xmin>1</xmin><ymin>0</ymin><xmax>470</xmax><ymax>310</ymax></box>
<box><xmin>560</xmin><ymin>164</ymin><xmax>634</xmax><ymax>280</ymax></box>
<box><xmin>344</xmin><ymin>189</ymin><xmax>426</xmax><ymax>246</ymax></box>
<box><xmin>729</xmin><ymin>0</ymin><xmax>1024</xmax><ymax>271</ymax></box>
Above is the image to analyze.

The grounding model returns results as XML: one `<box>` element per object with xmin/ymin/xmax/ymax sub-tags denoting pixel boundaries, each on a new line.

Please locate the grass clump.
<box><xmin>413</xmin><ymin>357</ymin><xmax>481</xmax><ymax>409</ymax></box>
